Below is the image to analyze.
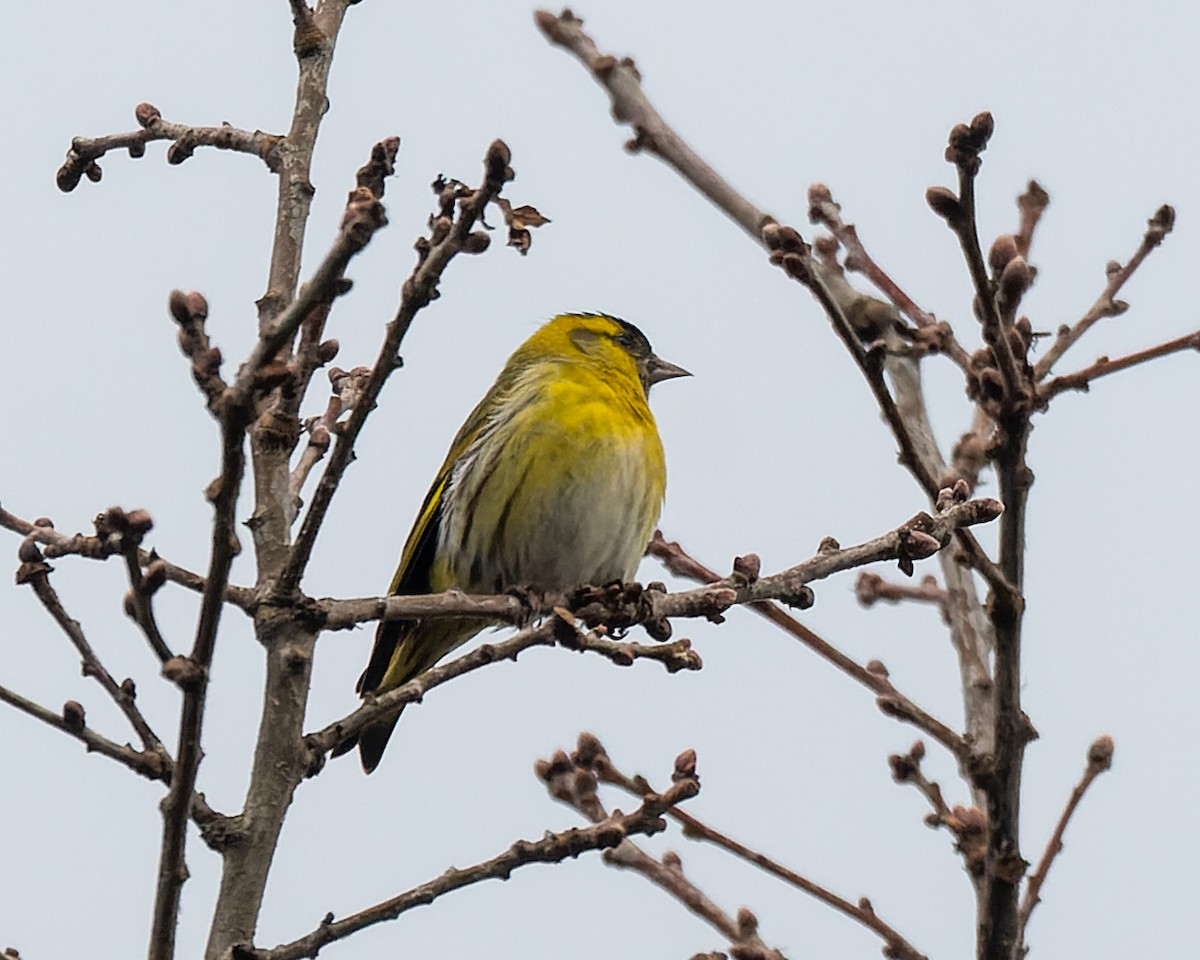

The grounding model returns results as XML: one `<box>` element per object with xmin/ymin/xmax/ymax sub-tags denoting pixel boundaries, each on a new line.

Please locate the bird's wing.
<box><xmin>356</xmin><ymin>389</ymin><xmax>502</xmax><ymax>695</ymax></box>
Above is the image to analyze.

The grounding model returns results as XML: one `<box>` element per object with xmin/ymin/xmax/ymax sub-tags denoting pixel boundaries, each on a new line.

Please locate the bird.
<box><xmin>338</xmin><ymin>312</ymin><xmax>689</xmax><ymax>773</ymax></box>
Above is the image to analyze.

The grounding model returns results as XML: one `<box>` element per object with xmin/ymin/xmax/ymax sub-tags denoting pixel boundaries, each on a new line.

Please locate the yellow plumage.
<box><xmin>340</xmin><ymin>313</ymin><xmax>688</xmax><ymax>772</ymax></box>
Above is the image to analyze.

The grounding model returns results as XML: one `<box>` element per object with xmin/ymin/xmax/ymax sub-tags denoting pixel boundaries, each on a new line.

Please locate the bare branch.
<box><xmin>56</xmin><ymin>102</ymin><xmax>283</xmax><ymax>192</ymax></box>
<box><xmin>1037</xmin><ymin>330</ymin><xmax>1200</xmax><ymax>403</ymax></box>
<box><xmin>1018</xmin><ymin>736</ymin><xmax>1114</xmax><ymax>948</ymax></box>
<box><xmin>249</xmin><ymin>757</ymin><xmax>699</xmax><ymax>960</ymax></box>
<box><xmin>16</xmin><ymin>533</ymin><xmax>166</xmax><ymax>755</ymax></box>
<box><xmin>0</xmin><ymin>506</ymin><xmax>255</xmax><ymax>613</ymax></box>
<box><xmin>927</xmin><ymin>113</ymin><xmax>1031</xmax><ymax>415</ymax></box>
<box><xmin>120</xmin><ymin>531</ymin><xmax>175</xmax><ymax>666</ymax></box>
<box><xmin>313</xmin><ymin>494</ymin><xmax>1002</xmax><ymax>656</ymax></box>
<box><xmin>595</xmin><ymin>743</ymin><xmax>929</xmax><ymax>960</ymax></box>
<box><xmin>230</xmin><ymin>138</ymin><xmax>398</xmax><ymax>415</ymax></box>
<box><xmin>305</xmin><ymin>608</ymin><xmax>699</xmax><ymax>769</ymax></box>
<box><xmin>150</xmin><ymin>378</ymin><xmax>247</xmax><ymax>957</ymax></box>
<box><xmin>0</xmin><ymin>681</ymin><xmax>169</xmax><ymax>782</ymax></box>
<box><xmin>856</xmin><ymin>572</ymin><xmax>948</xmax><ymax>621</ymax></box>
<box><xmin>808</xmin><ymin>184</ymin><xmax>971</xmax><ymax>370</ymax></box>
<box><xmin>1014</xmin><ymin>180</ymin><xmax>1050</xmax><ymax>257</ymax></box>
<box><xmin>889</xmin><ymin>742</ymin><xmax>987</xmax><ymax>884</ymax></box>
<box><xmin>536</xmin><ymin>9</ymin><xmax>769</xmax><ymax>241</ymax></box>
<box><xmin>538</xmin><ymin>736</ymin><xmax>784</xmax><ymax>958</ymax></box>
<box><xmin>1034</xmin><ymin>204</ymin><xmax>1176</xmax><ymax>380</ymax></box>
<box><xmin>537</xmin><ymin>10</ymin><xmax>1012</xmax><ymax>608</ymax></box>
<box><xmin>167</xmin><ymin>290</ymin><xmax>228</xmax><ymax>412</ymax></box>
<box><xmin>287</xmin><ymin>366</ymin><xmax>370</xmax><ymax>526</ymax></box>
<box><xmin>649</xmin><ymin>534</ymin><xmax>969</xmax><ymax>763</ymax></box>
<box><xmin>0</xmin><ymin>679</ymin><xmax>228</xmax><ymax>843</ymax></box>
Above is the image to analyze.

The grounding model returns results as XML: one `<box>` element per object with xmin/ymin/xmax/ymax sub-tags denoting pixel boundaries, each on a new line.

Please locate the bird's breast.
<box><xmin>438</xmin><ymin>378</ymin><xmax>666</xmax><ymax>595</ymax></box>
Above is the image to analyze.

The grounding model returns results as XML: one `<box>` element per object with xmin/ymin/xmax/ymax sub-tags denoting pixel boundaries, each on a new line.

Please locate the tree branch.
<box><xmin>1017</xmin><ymin>736</ymin><xmax>1114</xmax><ymax>950</ymax></box>
<box><xmin>56</xmin><ymin>102</ymin><xmax>283</xmax><ymax>192</ymax></box>
<box><xmin>150</xmin><ymin>378</ymin><xmax>247</xmax><ymax>960</ymax></box>
<box><xmin>1037</xmin><ymin>330</ymin><xmax>1200</xmax><ymax>403</ymax></box>
<box><xmin>648</xmin><ymin>534</ymin><xmax>970</xmax><ymax>763</ymax></box>
<box><xmin>594</xmin><ymin>742</ymin><xmax>929</xmax><ymax>960</ymax></box>
<box><xmin>807</xmin><ymin>184</ymin><xmax>971</xmax><ymax>370</ymax></box>
<box><xmin>856</xmin><ymin>572</ymin><xmax>948</xmax><ymax>619</ymax></box>
<box><xmin>247</xmin><ymin>754</ymin><xmax>699</xmax><ymax>960</ymax></box>
<box><xmin>0</xmin><ymin>506</ymin><xmax>255</xmax><ymax>613</ymax></box>
<box><xmin>538</xmin><ymin>736</ymin><xmax>784</xmax><ymax>959</ymax></box>
<box><xmin>0</xmin><ymin>681</ymin><xmax>228</xmax><ymax>841</ymax></box>
<box><xmin>1033</xmin><ymin>204</ymin><xmax>1176</xmax><ymax>380</ymax></box>
<box><xmin>537</xmin><ymin>7</ymin><xmax>1012</xmax><ymax>611</ymax></box>
<box><xmin>16</xmin><ymin>534</ymin><xmax>165</xmax><ymax>755</ymax></box>
<box><xmin>305</xmin><ymin>609</ymin><xmax>700</xmax><ymax>769</ymax></box>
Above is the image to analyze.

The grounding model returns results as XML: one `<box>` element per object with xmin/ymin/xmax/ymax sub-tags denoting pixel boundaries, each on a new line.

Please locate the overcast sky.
<box><xmin>3</xmin><ymin>2</ymin><xmax>1198</xmax><ymax>958</ymax></box>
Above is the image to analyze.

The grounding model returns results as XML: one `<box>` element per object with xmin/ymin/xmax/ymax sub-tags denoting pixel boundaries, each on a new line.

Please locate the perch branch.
<box><xmin>305</xmin><ymin>609</ymin><xmax>700</xmax><ymax>769</ymax></box>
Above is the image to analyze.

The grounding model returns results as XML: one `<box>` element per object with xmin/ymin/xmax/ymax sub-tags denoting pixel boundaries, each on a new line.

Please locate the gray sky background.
<box><xmin>3</xmin><ymin>2</ymin><xmax>1197</xmax><ymax>958</ymax></box>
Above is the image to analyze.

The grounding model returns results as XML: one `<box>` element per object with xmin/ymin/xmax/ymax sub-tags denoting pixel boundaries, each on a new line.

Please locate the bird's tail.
<box><xmin>330</xmin><ymin>706</ymin><xmax>405</xmax><ymax>774</ymax></box>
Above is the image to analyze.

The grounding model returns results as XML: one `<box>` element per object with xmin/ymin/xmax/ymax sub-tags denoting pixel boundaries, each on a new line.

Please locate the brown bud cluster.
<box><xmin>1088</xmin><ymin>734</ymin><xmax>1115</xmax><ymax>771</ymax></box>
<box><xmin>944</xmin><ymin>111</ymin><xmax>994</xmax><ymax>174</ymax></box>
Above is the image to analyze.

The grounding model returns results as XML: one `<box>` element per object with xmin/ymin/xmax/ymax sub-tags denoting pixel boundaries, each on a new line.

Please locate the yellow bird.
<box><xmin>340</xmin><ymin>313</ymin><xmax>689</xmax><ymax>772</ymax></box>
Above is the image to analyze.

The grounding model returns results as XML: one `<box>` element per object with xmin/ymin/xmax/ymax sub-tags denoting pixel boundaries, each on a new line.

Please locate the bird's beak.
<box><xmin>646</xmin><ymin>355</ymin><xmax>692</xmax><ymax>385</ymax></box>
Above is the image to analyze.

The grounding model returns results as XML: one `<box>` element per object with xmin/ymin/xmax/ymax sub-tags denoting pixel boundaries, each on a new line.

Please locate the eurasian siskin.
<box><xmin>339</xmin><ymin>312</ymin><xmax>688</xmax><ymax>772</ymax></box>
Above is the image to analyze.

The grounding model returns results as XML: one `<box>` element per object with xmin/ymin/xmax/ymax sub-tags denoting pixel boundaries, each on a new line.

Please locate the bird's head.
<box><xmin>528</xmin><ymin>313</ymin><xmax>690</xmax><ymax>396</ymax></box>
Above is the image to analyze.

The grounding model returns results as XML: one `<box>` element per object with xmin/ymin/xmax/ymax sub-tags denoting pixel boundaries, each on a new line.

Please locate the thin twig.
<box><xmin>149</xmin><ymin>380</ymin><xmax>249</xmax><ymax>959</ymax></box>
<box><xmin>286</xmin><ymin>366</ymin><xmax>371</xmax><ymax>527</ymax></box>
<box><xmin>0</xmin><ymin>681</ymin><xmax>168</xmax><ymax>782</ymax></box>
<box><xmin>121</xmin><ymin>540</ymin><xmax>174</xmax><ymax>664</ymax></box>
<box><xmin>0</xmin><ymin>506</ymin><xmax>255</xmax><ymax>612</ymax></box>
<box><xmin>0</xmin><ymin>680</ymin><xmax>228</xmax><ymax>841</ymax></box>
<box><xmin>249</xmin><ymin>764</ymin><xmax>699</xmax><ymax>960</ymax></box>
<box><xmin>538</xmin><ymin>736</ymin><xmax>783</xmax><ymax>959</ymax></box>
<box><xmin>536</xmin><ymin>9</ymin><xmax>768</xmax><ymax>242</ymax></box>
<box><xmin>648</xmin><ymin>534</ymin><xmax>969</xmax><ymax>762</ymax></box>
<box><xmin>230</xmin><ymin>141</ymin><xmax>397</xmax><ymax>416</ymax></box>
<box><xmin>1037</xmin><ymin>330</ymin><xmax>1200</xmax><ymax>403</ymax></box>
<box><xmin>1033</xmin><ymin>205</ymin><xmax>1176</xmax><ymax>380</ymax></box>
<box><xmin>808</xmin><ymin>184</ymin><xmax>971</xmax><ymax>370</ymax></box>
<box><xmin>1014</xmin><ymin>181</ymin><xmax>1050</xmax><ymax>258</ymax></box>
<box><xmin>856</xmin><ymin>572</ymin><xmax>948</xmax><ymax>620</ymax></box>
<box><xmin>889</xmin><ymin>742</ymin><xmax>987</xmax><ymax>883</ymax></box>
<box><xmin>16</xmin><ymin>543</ymin><xmax>165</xmax><ymax>754</ymax></box>
<box><xmin>1018</xmin><ymin>736</ymin><xmax>1114</xmax><ymax>948</ymax></box>
<box><xmin>596</xmin><ymin>748</ymin><xmax>928</xmax><ymax>960</ymax></box>
<box><xmin>56</xmin><ymin>102</ymin><xmax>283</xmax><ymax>192</ymax></box>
